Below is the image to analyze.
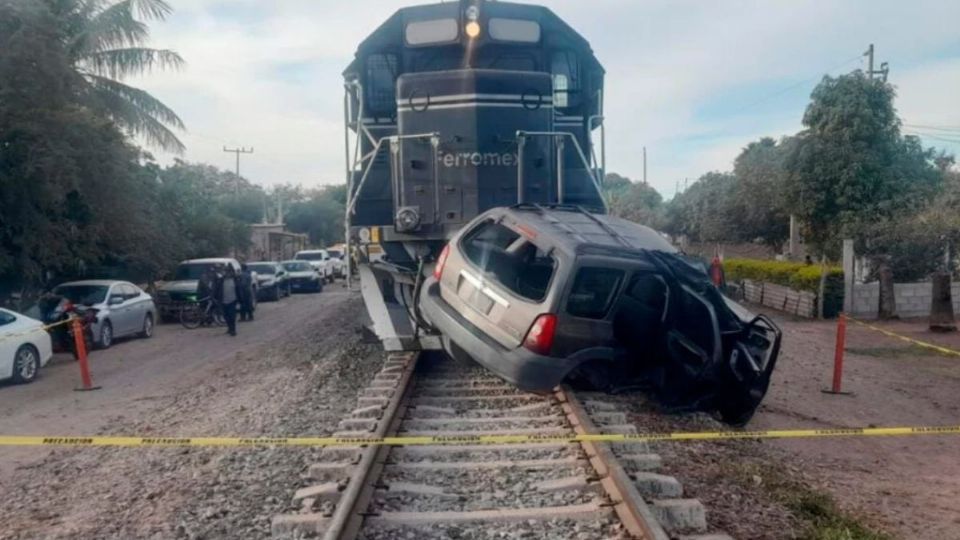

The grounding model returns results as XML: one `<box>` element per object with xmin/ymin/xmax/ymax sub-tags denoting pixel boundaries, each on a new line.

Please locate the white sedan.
<box><xmin>0</xmin><ymin>308</ymin><xmax>53</xmax><ymax>384</ymax></box>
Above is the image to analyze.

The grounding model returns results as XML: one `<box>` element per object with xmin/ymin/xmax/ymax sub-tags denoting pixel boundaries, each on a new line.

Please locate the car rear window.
<box><xmin>248</xmin><ymin>264</ymin><xmax>276</xmax><ymax>274</ymax></box>
<box><xmin>566</xmin><ymin>267</ymin><xmax>624</xmax><ymax>319</ymax></box>
<box><xmin>461</xmin><ymin>220</ymin><xmax>555</xmax><ymax>302</ymax></box>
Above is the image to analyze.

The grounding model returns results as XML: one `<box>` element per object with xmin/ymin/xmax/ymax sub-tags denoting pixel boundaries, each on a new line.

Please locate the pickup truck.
<box><xmin>155</xmin><ymin>258</ymin><xmax>257</xmax><ymax>321</ymax></box>
<box><xmin>294</xmin><ymin>250</ymin><xmax>341</xmax><ymax>283</ymax></box>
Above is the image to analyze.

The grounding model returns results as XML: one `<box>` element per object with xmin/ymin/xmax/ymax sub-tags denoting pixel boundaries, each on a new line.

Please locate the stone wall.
<box><xmin>850</xmin><ymin>281</ymin><xmax>960</xmax><ymax>319</ymax></box>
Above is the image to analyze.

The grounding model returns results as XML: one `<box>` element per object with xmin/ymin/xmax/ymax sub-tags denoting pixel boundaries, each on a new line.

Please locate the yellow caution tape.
<box><xmin>0</xmin><ymin>317</ymin><xmax>74</xmax><ymax>345</ymax></box>
<box><xmin>1</xmin><ymin>425</ymin><xmax>958</xmax><ymax>448</ymax></box>
<box><xmin>846</xmin><ymin>316</ymin><xmax>960</xmax><ymax>358</ymax></box>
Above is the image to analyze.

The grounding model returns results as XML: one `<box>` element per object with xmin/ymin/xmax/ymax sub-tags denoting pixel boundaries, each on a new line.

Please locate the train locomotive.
<box><xmin>344</xmin><ymin>0</ymin><xmax>607</xmax><ymax>350</ymax></box>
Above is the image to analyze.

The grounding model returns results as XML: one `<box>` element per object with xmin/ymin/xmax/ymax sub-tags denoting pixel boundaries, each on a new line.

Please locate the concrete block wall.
<box><xmin>742</xmin><ymin>280</ymin><xmax>818</xmax><ymax>318</ymax></box>
<box><xmin>850</xmin><ymin>281</ymin><xmax>960</xmax><ymax>319</ymax></box>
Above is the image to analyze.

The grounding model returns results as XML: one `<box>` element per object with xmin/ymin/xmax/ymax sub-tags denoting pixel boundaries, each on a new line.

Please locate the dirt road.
<box><xmin>753</xmin><ymin>314</ymin><xmax>960</xmax><ymax>539</ymax></box>
<box><xmin>0</xmin><ymin>288</ymin><xmax>383</xmax><ymax>539</ymax></box>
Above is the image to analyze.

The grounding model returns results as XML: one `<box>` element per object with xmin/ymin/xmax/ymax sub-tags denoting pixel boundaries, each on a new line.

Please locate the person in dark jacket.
<box><xmin>215</xmin><ymin>265</ymin><xmax>241</xmax><ymax>336</ymax></box>
<box><xmin>238</xmin><ymin>263</ymin><xmax>255</xmax><ymax>322</ymax></box>
<box><xmin>197</xmin><ymin>269</ymin><xmax>214</xmax><ymax>302</ymax></box>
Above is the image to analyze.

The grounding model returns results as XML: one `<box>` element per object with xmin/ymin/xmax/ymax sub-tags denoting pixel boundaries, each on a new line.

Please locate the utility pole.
<box><xmin>223</xmin><ymin>146</ymin><xmax>254</xmax><ymax>196</ymax></box>
<box><xmin>642</xmin><ymin>146</ymin><xmax>647</xmax><ymax>184</ymax></box>
<box><xmin>863</xmin><ymin>44</ymin><xmax>890</xmax><ymax>81</ymax></box>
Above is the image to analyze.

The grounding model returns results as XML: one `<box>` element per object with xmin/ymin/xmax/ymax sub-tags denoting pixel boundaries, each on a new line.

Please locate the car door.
<box><xmin>0</xmin><ymin>310</ymin><xmax>19</xmax><ymax>379</ymax></box>
<box><xmin>112</xmin><ymin>284</ymin><xmax>138</xmax><ymax>336</ymax></box>
<box><xmin>123</xmin><ymin>284</ymin><xmax>147</xmax><ymax>334</ymax></box>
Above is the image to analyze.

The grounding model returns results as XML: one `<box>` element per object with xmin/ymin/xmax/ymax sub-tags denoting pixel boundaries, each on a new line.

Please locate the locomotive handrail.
<box><xmin>347</xmin><ymin>132</ymin><xmax>440</xmax><ymax>217</ymax></box>
<box><xmin>588</xmin><ymin>113</ymin><xmax>605</xmax><ymax>182</ymax></box>
<box><xmin>515</xmin><ymin>130</ymin><xmax>606</xmax><ymax>211</ymax></box>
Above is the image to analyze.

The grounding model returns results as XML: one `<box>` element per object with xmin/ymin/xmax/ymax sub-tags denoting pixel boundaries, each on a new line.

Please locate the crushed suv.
<box><xmin>419</xmin><ymin>205</ymin><xmax>781</xmax><ymax>425</ymax></box>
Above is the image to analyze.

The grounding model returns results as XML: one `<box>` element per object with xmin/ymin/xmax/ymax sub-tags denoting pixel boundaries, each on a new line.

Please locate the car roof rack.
<box><xmin>508</xmin><ymin>203</ymin><xmax>636</xmax><ymax>250</ymax></box>
<box><xmin>570</xmin><ymin>205</ymin><xmax>632</xmax><ymax>248</ymax></box>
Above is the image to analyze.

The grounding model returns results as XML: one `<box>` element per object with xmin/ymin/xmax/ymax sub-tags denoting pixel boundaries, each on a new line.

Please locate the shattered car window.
<box><xmin>567</xmin><ymin>267</ymin><xmax>623</xmax><ymax>319</ymax></box>
<box><xmin>461</xmin><ymin>220</ymin><xmax>555</xmax><ymax>302</ymax></box>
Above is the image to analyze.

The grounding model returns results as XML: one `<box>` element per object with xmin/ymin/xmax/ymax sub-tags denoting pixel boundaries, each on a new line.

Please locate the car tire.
<box><xmin>98</xmin><ymin>320</ymin><xmax>113</xmax><ymax>349</ymax></box>
<box><xmin>139</xmin><ymin>314</ymin><xmax>154</xmax><ymax>339</ymax></box>
<box><xmin>11</xmin><ymin>345</ymin><xmax>40</xmax><ymax>384</ymax></box>
<box><xmin>271</xmin><ymin>286</ymin><xmax>281</xmax><ymax>302</ymax></box>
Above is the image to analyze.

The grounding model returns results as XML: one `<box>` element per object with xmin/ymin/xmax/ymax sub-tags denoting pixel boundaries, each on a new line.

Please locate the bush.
<box><xmin>724</xmin><ymin>258</ymin><xmax>845</xmax><ymax>317</ymax></box>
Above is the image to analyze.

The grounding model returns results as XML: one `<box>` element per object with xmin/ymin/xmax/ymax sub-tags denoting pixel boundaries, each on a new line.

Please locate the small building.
<box><xmin>244</xmin><ymin>224</ymin><xmax>307</xmax><ymax>262</ymax></box>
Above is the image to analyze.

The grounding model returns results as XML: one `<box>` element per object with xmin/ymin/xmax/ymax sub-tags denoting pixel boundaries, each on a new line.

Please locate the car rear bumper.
<box><xmin>419</xmin><ymin>278</ymin><xmax>612</xmax><ymax>391</ymax></box>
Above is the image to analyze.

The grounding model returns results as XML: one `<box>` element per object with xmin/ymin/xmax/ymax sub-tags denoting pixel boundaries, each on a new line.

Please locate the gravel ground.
<box><xmin>359</xmin><ymin>518</ymin><xmax>627</xmax><ymax>540</ymax></box>
<box><xmin>390</xmin><ymin>445</ymin><xmax>580</xmax><ymax>463</ymax></box>
<box><xmin>580</xmin><ymin>390</ymin><xmax>806</xmax><ymax>540</ymax></box>
<box><xmin>0</xmin><ymin>292</ymin><xmax>383</xmax><ymax>540</ymax></box>
<box><xmin>374</xmin><ymin>464</ymin><xmax>597</xmax><ymax>512</ymax></box>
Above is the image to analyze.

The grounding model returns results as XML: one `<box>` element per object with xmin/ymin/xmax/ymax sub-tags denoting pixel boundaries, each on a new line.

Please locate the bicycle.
<box><xmin>179</xmin><ymin>296</ymin><xmax>225</xmax><ymax>329</ymax></box>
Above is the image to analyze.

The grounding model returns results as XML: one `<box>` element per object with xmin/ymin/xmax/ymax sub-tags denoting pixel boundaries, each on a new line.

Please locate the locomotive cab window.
<box><xmin>365</xmin><ymin>53</ymin><xmax>398</xmax><ymax>114</ymax></box>
<box><xmin>489</xmin><ymin>18</ymin><xmax>541</xmax><ymax>43</ymax></box>
<box><xmin>405</xmin><ymin>19</ymin><xmax>459</xmax><ymax>46</ymax></box>
<box><xmin>461</xmin><ymin>220</ymin><xmax>556</xmax><ymax>302</ymax></box>
<box><xmin>551</xmin><ymin>51</ymin><xmax>581</xmax><ymax>109</ymax></box>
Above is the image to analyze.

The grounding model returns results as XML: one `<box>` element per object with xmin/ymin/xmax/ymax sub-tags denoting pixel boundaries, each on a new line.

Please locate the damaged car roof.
<box><xmin>499</xmin><ymin>204</ymin><xmax>677</xmax><ymax>256</ymax></box>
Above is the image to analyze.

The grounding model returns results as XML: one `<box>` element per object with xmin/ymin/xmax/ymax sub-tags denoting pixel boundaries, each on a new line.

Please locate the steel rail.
<box><xmin>556</xmin><ymin>385</ymin><xmax>671</xmax><ymax>540</ymax></box>
<box><xmin>322</xmin><ymin>351</ymin><xmax>420</xmax><ymax>540</ymax></box>
<box><xmin>325</xmin><ymin>358</ymin><xmax>668</xmax><ymax>540</ymax></box>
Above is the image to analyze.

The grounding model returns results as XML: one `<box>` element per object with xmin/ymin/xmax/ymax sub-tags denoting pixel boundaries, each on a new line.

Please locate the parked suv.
<box><xmin>419</xmin><ymin>205</ymin><xmax>781</xmax><ymax>425</ymax></box>
<box><xmin>156</xmin><ymin>258</ymin><xmax>256</xmax><ymax>321</ymax></box>
<box><xmin>294</xmin><ymin>250</ymin><xmax>337</xmax><ymax>283</ymax></box>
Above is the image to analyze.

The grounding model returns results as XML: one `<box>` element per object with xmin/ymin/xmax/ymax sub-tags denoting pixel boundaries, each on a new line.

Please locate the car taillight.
<box><xmin>433</xmin><ymin>244</ymin><xmax>451</xmax><ymax>280</ymax></box>
<box><xmin>523</xmin><ymin>314</ymin><xmax>557</xmax><ymax>355</ymax></box>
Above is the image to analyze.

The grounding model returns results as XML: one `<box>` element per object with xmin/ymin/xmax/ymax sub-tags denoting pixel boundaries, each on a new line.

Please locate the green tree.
<box><xmin>286</xmin><ymin>185</ymin><xmax>347</xmax><ymax>247</ymax></box>
<box><xmin>47</xmin><ymin>0</ymin><xmax>186</xmax><ymax>152</ymax></box>
<box><xmin>664</xmin><ymin>172</ymin><xmax>738</xmax><ymax>242</ymax></box>
<box><xmin>603</xmin><ymin>173</ymin><xmax>664</xmax><ymax>228</ymax></box>
<box><xmin>730</xmin><ymin>137</ymin><xmax>794</xmax><ymax>250</ymax></box>
<box><xmin>785</xmin><ymin>72</ymin><xmax>941</xmax><ymax>256</ymax></box>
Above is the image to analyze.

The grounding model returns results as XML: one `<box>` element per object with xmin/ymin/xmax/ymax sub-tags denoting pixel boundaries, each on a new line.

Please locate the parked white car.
<box><xmin>0</xmin><ymin>308</ymin><xmax>53</xmax><ymax>384</ymax></box>
<box><xmin>294</xmin><ymin>250</ymin><xmax>337</xmax><ymax>283</ymax></box>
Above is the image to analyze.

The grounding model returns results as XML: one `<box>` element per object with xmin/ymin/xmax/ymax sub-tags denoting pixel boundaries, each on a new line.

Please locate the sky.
<box><xmin>134</xmin><ymin>0</ymin><xmax>960</xmax><ymax>199</ymax></box>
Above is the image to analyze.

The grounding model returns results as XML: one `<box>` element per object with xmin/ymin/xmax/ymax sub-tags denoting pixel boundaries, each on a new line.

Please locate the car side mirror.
<box><xmin>109</xmin><ymin>295</ymin><xmax>124</xmax><ymax>306</ymax></box>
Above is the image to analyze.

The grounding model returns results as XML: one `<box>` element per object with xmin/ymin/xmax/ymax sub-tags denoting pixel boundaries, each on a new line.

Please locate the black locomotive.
<box><xmin>344</xmin><ymin>0</ymin><xmax>606</xmax><ymax>349</ymax></box>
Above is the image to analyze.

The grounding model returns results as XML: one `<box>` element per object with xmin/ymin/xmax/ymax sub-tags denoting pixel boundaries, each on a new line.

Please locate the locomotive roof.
<box><xmin>497</xmin><ymin>205</ymin><xmax>678</xmax><ymax>257</ymax></box>
<box><xmin>345</xmin><ymin>1</ymin><xmax>602</xmax><ymax>77</ymax></box>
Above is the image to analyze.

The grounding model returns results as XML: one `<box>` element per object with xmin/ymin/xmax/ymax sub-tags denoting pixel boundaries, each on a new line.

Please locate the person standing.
<box><xmin>216</xmin><ymin>265</ymin><xmax>240</xmax><ymax>336</ymax></box>
<box><xmin>238</xmin><ymin>263</ymin><xmax>256</xmax><ymax>322</ymax></box>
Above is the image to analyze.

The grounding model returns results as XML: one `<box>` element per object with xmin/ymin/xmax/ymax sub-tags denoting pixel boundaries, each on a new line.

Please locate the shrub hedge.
<box><xmin>724</xmin><ymin>258</ymin><xmax>845</xmax><ymax>317</ymax></box>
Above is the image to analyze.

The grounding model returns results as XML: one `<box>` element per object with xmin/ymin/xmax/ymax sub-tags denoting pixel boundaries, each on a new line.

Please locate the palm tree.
<box><xmin>55</xmin><ymin>0</ymin><xmax>186</xmax><ymax>152</ymax></box>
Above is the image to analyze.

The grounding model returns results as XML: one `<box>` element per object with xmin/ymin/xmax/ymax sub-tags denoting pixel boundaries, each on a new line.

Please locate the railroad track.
<box><xmin>273</xmin><ymin>352</ymin><xmax>731</xmax><ymax>540</ymax></box>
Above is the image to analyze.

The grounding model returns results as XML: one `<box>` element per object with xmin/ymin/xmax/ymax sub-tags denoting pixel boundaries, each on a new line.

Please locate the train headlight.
<box><xmin>465</xmin><ymin>21</ymin><xmax>481</xmax><ymax>39</ymax></box>
<box><xmin>395</xmin><ymin>206</ymin><xmax>422</xmax><ymax>233</ymax></box>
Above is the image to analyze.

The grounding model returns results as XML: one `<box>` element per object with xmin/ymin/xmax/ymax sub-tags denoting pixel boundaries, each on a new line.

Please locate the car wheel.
<box><xmin>271</xmin><ymin>286</ymin><xmax>281</xmax><ymax>301</ymax></box>
<box><xmin>98</xmin><ymin>320</ymin><xmax>113</xmax><ymax>349</ymax></box>
<box><xmin>11</xmin><ymin>345</ymin><xmax>40</xmax><ymax>384</ymax></box>
<box><xmin>139</xmin><ymin>313</ymin><xmax>154</xmax><ymax>339</ymax></box>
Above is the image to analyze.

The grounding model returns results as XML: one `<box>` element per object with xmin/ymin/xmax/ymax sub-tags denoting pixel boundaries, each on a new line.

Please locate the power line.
<box><xmin>903</xmin><ymin>123</ymin><xmax>960</xmax><ymax>133</ymax></box>
<box><xmin>223</xmin><ymin>146</ymin><xmax>254</xmax><ymax>195</ymax></box>
<box><xmin>904</xmin><ymin>131</ymin><xmax>960</xmax><ymax>145</ymax></box>
<box><xmin>728</xmin><ymin>55</ymin><xmax>862</xmax><ymax>115</ymax></box>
